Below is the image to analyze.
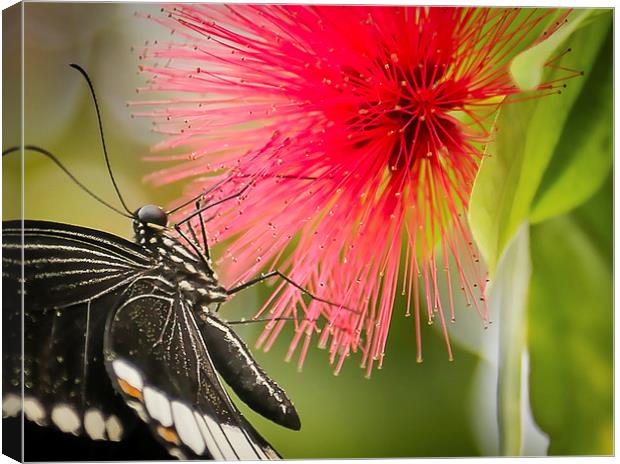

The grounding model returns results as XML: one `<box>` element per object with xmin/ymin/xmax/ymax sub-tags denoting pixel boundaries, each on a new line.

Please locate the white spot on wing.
<box><xmin>222</xmin><ymin>423</ymin><xmax>264</xmax><ymax>459</ymax></box>
<box><xmin>106</xmin><ymin>415</ymin><xmax>123</xmax><ymax>441</ymax></box>
<box><xmin>192</xmin><ymin>412</ymin><xmax>231</xmax><ymax>460</ymax></box>
<box><xmin>171</xmin><ymin>401</ymin><xmax>206</xmax><ymax>455</ymax></box>
<box><xmin>168</xmin><ymin>447</ymin><xmax>186</xmax><ymax>460</ymax></box>
<box><xmin>127</xmin><ymin>400</ymin><xmax>149</xmax><ymax>423</ymax></box>
<box><xmin>23</xmin><ymin>397</ymin><xmax>46</xmax><ymax>425</ymax></box>
<box><xmin>84</xmin><ymin>409</ymin><xmax>106</xmax><ymax>440</ymax></box>
<box><xmin>143</xmin><ymin>386</ymin><xmax>173</xmax><ymax>426</ymax></box>
<box><xmin>51</xmin><ymin>404</ymin><xmax>80</xmax><ymax>434</ymax></box>
<box><xmin>2</xmin><ymin>393</ymin><xmax>21</xmax><ymax>417</ymax></box>
<box><xmin>112</xmin><ymin>359</ymin><xmax>143</xmax><ymax>390</ymax></box>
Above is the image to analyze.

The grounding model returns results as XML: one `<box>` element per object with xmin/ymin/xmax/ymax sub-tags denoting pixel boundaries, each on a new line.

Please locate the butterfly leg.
<box><xmin>173</xmin><ymin>224</ymin><xmax>209</xmax><ymax>269</ymax></box>
<box><xmin>176</xmin><ymin>200</ymin><xmax>212</xmax><ymax>262</ymax></box>
<box><xmin>194</xmin><ymin>200</ymin><xmax>210</xmax><ymax>261</ymax></box>
<box><xmin>183</xmin><ymin>215</ymin><xmax>202</xmax><ymax>252</ymax></box>
<box><xmin>173</xmin><ymin>183</ymin><xmax>253</xmax><ymax>267</ymax></box>
<box><xmin>226</xmin><ymin>270</ymin><xmax>357</xmax><ymax>313</ymax></box>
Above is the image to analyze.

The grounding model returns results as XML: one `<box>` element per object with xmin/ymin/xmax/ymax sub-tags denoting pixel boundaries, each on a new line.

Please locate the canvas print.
<box><xmin>1</xmin><ymin>3</ymin><xmax>613</xmax><ymax>461</ymax></box>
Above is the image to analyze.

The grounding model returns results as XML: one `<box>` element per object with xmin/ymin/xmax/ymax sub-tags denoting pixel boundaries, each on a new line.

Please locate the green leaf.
<box><xmin>530</xmin><ymin>28</ymin><xmax>612</xmax><ymax>223</ymax></box>
<box><xmin>528</xmin><ymin>179</ymin><xmax>613</xmax><ymax>455</ymax></box>
<box><xmin>510</xmin><ymin>10</ymin><xmax>591</xmax><ymax>91</ymax></box>
<box><xmin>469</xmin><ymin>12</ymin><xmax>611</xmax><ymax>275</ymax></box>
<box><xmin>491</xmin><ymin>223</ymin><xmax>531</xmax><ymax>455</ymax></box>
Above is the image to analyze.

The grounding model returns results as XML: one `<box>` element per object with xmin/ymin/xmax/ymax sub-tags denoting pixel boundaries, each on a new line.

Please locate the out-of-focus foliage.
<box><xmin>529</xmin><ymin>177</ymin><xmax>613</xmax><ymax>454</ymax></box>
<box><xmin>469</xmin><ymin>10</ymin><xmax>612</xmax><ymax>456</ymax></box>
<box><xmin>488</xmin><ymin>224</ymin><xmax>531</xmax><ymax>456</ymax></box>
<box><xmin>530</xmin><ymin>27</ymin><xmax>613</xmax><ymax>223</ymax></box>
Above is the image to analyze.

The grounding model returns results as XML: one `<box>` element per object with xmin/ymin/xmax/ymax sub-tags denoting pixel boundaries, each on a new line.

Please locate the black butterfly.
<box><xmin>1</xmin><ymin>65</ymin><xmax>319</xmax><ymax>460</ymax></box>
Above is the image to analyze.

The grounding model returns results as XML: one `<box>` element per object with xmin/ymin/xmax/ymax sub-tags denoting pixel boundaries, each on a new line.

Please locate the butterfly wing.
<box><xmin>3</xmin><ymin>220</ymin><xmax>154</xmax><ymax>309</ymax></box>
<box><xmin>104</xmin><ymin>275</ymin><xmax>280</xmax><ymax>460</ymax></box>
<box><xmin>2</xmin><ymin>220</ymin><xmax>153</xmax><ymax>442</ymax></box>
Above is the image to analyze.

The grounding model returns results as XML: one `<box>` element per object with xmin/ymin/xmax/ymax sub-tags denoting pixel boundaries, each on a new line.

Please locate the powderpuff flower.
<box><xmin>134</xmin><ymin>6</ymin><xmax>571</xmax><ymax>375</ymax></box>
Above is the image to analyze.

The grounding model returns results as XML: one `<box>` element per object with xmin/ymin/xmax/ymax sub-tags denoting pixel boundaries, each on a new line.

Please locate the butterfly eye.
<box><xmin>137</xmin><ymin>205</ymin><xmax>168</xmax><ymax>227</ymax></box>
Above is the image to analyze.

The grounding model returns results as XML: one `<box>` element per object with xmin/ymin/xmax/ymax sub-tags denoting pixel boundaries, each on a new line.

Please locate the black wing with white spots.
<box><xmin>104</xmin><ymin>276</ymin><xmax>280</xmax><ymax>460</ymax></box>
<box><xmin>3</xmin><ymin>219</ymin><xmax>284</xmax><ymax>460</ymax></box>
<box><xmin>2</xmin><ymin>220</ymin><xmax>148</xmax><ymax>442</ymax></box>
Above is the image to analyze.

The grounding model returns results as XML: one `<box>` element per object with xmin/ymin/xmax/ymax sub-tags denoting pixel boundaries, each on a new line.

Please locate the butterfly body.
<box><xmin>133</xmin><ymin>218</ymin><xmax>227</xmax><ymax>307</ymax></box>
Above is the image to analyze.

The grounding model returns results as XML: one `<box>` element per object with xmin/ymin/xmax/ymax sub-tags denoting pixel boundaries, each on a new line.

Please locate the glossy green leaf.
<box><xmin>528</xmin><ymin>178</ymin><xmax>612</xmax><ymax>455</ymax></box>
<box><xmin>530</xmin><ymin>28</ymin><xmax>612</xmax><ymax>223</ymax></box>
<box><xmin>469</xmin><ymin>12</ymin><xmax>611</xmax><ymax>275</ymax></box>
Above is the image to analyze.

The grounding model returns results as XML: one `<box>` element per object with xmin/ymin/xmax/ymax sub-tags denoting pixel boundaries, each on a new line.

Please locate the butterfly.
<box><xmin>1</xmin><ymin>64</ymin><xmax>314</xmax><ymax>460</ymax></box>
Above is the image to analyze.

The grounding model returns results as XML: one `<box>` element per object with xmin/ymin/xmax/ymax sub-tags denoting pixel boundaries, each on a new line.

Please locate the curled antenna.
<box><xmin>3</xmin><ymin>145</ymin><xmax>133</xmax><ymax>219</ymax></box>
<box><xmin>69</xmin><ymin>63</ymin><xmax>133</xmax><ymax>216</ymax></box>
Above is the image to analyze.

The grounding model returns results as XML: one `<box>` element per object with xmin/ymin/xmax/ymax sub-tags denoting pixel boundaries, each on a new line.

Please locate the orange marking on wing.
<box><xmin>118</xmin><ymin>379</ymin><xmax>143</xmax><ymax>400</ymax></box>
<box><xmin>157</xmin><ymin>425</ymin><xmax>180</xmax><ymax>445</ymax></box>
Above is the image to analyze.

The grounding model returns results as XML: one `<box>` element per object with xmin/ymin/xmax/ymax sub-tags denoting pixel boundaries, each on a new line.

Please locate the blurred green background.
<box><xmin>2</xmin><ymin>4</ymin><xmax>612</xmax><ymax>458</ymax></box>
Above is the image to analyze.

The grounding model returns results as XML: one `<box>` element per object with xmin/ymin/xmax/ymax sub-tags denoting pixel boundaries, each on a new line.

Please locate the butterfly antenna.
<box><xmin>69</xmin><ymin>63</ymin><xmax>133</xmax><ymax>216</ymax></box>
<box><xmin>2</xmin><ymin>145</ymin><xmax>133</xmax><ymax>218</ymax></box>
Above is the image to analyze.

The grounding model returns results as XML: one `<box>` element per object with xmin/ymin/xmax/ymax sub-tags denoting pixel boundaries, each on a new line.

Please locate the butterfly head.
<box><xmin>135</xmin><ymin>205</ymin><xmax>168</xmax><ymax>228</ymax></box>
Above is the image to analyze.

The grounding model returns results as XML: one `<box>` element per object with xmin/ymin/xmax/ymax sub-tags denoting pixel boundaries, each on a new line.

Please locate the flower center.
<box><xmin>386</xmin><ymin>60</ymin><xmax>458</xmax><ymax>171</ymax></box>
<box><xmin>344</xmin><ymin>58</ymin><xmax>465</xmax><ymax>175</ymax></box>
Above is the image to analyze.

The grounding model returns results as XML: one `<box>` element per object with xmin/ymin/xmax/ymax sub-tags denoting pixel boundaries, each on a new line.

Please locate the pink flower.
<box><xmin>134</xmin><ymin>6</ymin><xmax>570</xmax><ymax>375</ymax></box>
